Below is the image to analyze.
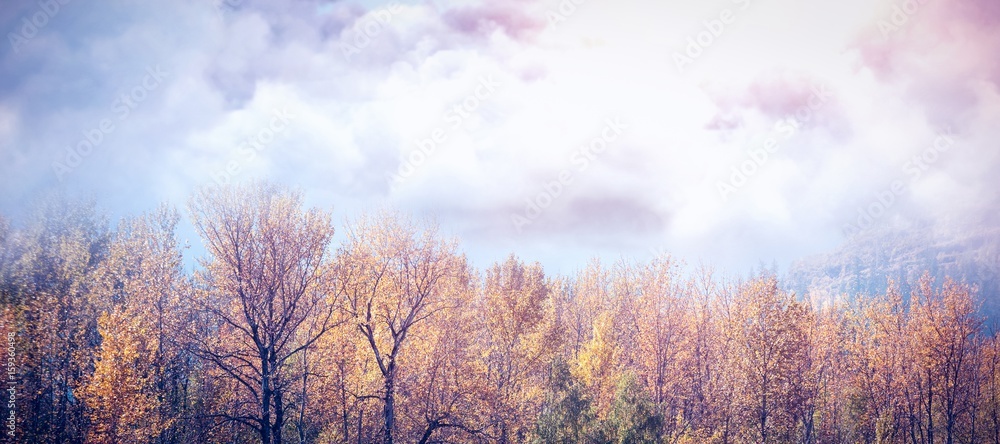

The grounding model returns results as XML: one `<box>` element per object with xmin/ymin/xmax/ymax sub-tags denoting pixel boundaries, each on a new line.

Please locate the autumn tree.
<box><xmin>8</xmin><ymin>196</ymin><xmax>109</xmax><ymax>443</ymax></box>
<box><xmin>0</xmin><ymin>215</ymin><xmax>12</xmax><ymax>304</ymax></box>
<box><xmin>81</xmin><ymin>205</ymin><xmax>188</xmax><ymax>444</ymax></box>
<box><xmin>333</xmin><ymin>211</ymin><xmax>470</xmax><ymax>444</ymax></box>
<box><xmin>628</xmin><ymin>257</ymin><xmax>692</xmax><ymax>440</ymax></box>
<box><xmin>401</xmin><ymin>283</ymin><xmax>483</xmax><ymax>443</ymax></box>
<box><xmin>478</xmin><ymin>254</ymin><xmax>556</xmax><ymax>442</ymax></box>
<box><xmin>680</xmin><ymin>267</ymin><xmax>739</xmax><ymax>442</ymax></box>
<box><xmin>186</xmin><ymin>182</ymin><xmax>337</xmax><ymax>444</ymax></box>
<box><xmin>846</xmin><ymin>283</ymin><xmax>910</xmax><ymax>443</ymax></box>
<box><xmin>5</xmin><ymin>190</ymin><xmax>1000</xmax><ymax>444</ymax></box>
<box><xmin>566</xmin><ymin>260</ymin><xmax>612</xmax><ymax>358</ymax></box>
<box><xmin>909</xmin><ymin>274</ymin><xmax>983</xmax><ymax>444</ymax></box>
<box><xmin>980</xmin><ymin>334</ymin><xmax>1000</xmax><ymax>444</ymax></box>
<box><xmin>730</xmin><ymin>276</ymin><xmax>810</xmax><ymax>443</ymax></box>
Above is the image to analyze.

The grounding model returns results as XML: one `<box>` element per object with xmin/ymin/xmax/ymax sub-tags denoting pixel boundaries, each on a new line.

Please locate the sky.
<box><xmin>1</xmin><ymin>0</ymin><xmax>998</xmax><ymax>275</ymax></box>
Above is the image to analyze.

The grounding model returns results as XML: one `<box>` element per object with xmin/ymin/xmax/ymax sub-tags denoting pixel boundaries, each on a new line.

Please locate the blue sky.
<box><xmin>1</xmin><ymin>0</ymin><xmax>998</xmax><ymax>275</ymax></box>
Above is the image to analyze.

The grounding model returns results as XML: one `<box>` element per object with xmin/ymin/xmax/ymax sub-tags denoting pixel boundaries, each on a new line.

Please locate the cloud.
<box><xmin>442</xmin><ymin>3</ymin><xmax>546</xmax><ymax>42</ymax></box>
<box><xmin>0</xmin><ymin>0</ymin><xmax>997</xmax><ymax>274</ymax></box>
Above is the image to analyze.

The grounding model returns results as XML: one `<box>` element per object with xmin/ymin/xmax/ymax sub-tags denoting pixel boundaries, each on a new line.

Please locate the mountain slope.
<box><xmin>786</xmin><ymin>220</ymin><xmax>1000</xmax><ymax>318</ymax></box>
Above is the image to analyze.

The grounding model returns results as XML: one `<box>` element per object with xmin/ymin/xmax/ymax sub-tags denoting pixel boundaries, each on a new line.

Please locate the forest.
<box><xmin>0</xmin><ymin>181</ymin><xmax>997</xmax><ymax>444</ymax></box>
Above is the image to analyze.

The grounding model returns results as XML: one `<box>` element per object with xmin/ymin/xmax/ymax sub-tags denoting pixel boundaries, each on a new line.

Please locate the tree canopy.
<box><xmin>0</xmin><ymin>183</ymin><xmax>996</xmax><ymax>444</ymax></box>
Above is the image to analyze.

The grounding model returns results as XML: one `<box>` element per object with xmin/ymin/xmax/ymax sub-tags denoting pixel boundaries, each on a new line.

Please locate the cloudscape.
<box><xmin>3</xmin><ymin>0</ymin><xmax>998</xmax><ymax>274</ymax></box>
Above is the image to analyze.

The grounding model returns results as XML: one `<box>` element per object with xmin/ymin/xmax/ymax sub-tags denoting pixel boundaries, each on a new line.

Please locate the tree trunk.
<box><xmin>341</xmin><ymin>378</ymin><xmax>350</xmax><ymax>443</ymax></box>
<box><xmin>383</xmin><ymin>362</ymin><xmax>396</xmax><ymax>444</ymax></box>
<box><xmin>760</xmin><ymin>375</ymin><xmax>769</xmax><ymax>443</ymax></box>
<box><xmin>299</xmin><ymin>348</ymin><xmax>309</xmax><ymax>444</ymax></box>
<box><xmin>927</xmin><ymin>369</ymin><xmax>933</xmax><ymax>444</ymax></box>
<box><xmin>261</xmin><ymin>351</ymin><xmax>272</xmax><ymax>444</ymax></box>
<box><xmin>357</xmin><ymin>408</ymin><xmax>363</xmax><ymax>444</ymax></box>
<box><xmin>274</xmin><ymin>386</ymin><xmax>284</xmax><ymax>444</ymax></box>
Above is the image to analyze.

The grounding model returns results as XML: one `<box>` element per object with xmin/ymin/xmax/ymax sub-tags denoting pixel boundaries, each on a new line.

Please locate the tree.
<box><xmin>334</xmin><ymin>211</ymin><xmax>469</xmax><ymax>444</ymax></box>
<box><xmin>731</xmin><ymin>276</ymin><xmax>809</xmax><ymax>443</ymax></box>
<box><xmin>603</xmin><ymin>372</ymin><xmax>664</xmax><ymax>444</ymax></box>
<box><xmin>81</xmin><ymin>205</ymin><xmax>186</xmax><ymax>444</ymax></box>
<box><xmin>846</xmin><ymin>283</ymin><xmax>909</xmax><ymax>443</ymax></box>
<box><xmin>0</xmin><ymin>215</ymin><xmax>12</xmax><ymax>304</ymax></box>
<box><xmin>574</xmin><ymin>310</ymin><xmax>623</xmax><ymax>423</ymax></box>
<box><xmin>980</xmin><ymin>334</ymin><xmax>1000</xmax><ymax>444</ymax></box>
<box><xmin>186</xmin><ymin>182</ymin><xmax>337</xmax><ymax>444</ymax></box>
<box><xmin>533</xmin><ymin>359</ymin><xmax>594</xmax><ymax>444</ymax></box>
<box><xmin>478</xmin><ymin>254</ymin><xmax>555</xmax><ymax>442</ymax></box>
<box><xmin>909</xmin><ymin>274</ymin><xmax>983</xmax><ymax>444</ymax></box>
<box><xmin>630</xmin><ymin>257</ymin><xmax>692</xmax><ymax>439</ymax></box>
<box><xmin>566</xmin><ymin>260</ymin><xmax>611</xmax><ymax>358</ymax></box>
<box><xmin>7</xmin><ymin>189</ymin><xmax>1000</xmax><ymax>444</ymax></box>
<box><xmin>10</xmin><ymin>196</ymin><xmax>109</xmax><ymax>443</ymax></box>
<box><xmin>402</xmin><ymin>285</ymin><xmax>483</xmax><ymax>444</ymax></box>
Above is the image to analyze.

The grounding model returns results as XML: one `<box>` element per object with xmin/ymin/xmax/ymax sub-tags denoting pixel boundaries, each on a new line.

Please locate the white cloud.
<box><xmin>1</xmin><ymin>0</ymin><xmax>998</xmax><ymax>274</ymax></box>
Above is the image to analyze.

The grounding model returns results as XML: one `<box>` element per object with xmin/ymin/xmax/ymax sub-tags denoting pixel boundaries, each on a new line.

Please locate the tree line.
<box><xmin>0</xmin><ymin>182</ymin><xmax>997</xmax><ymax>443</ymax></box>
